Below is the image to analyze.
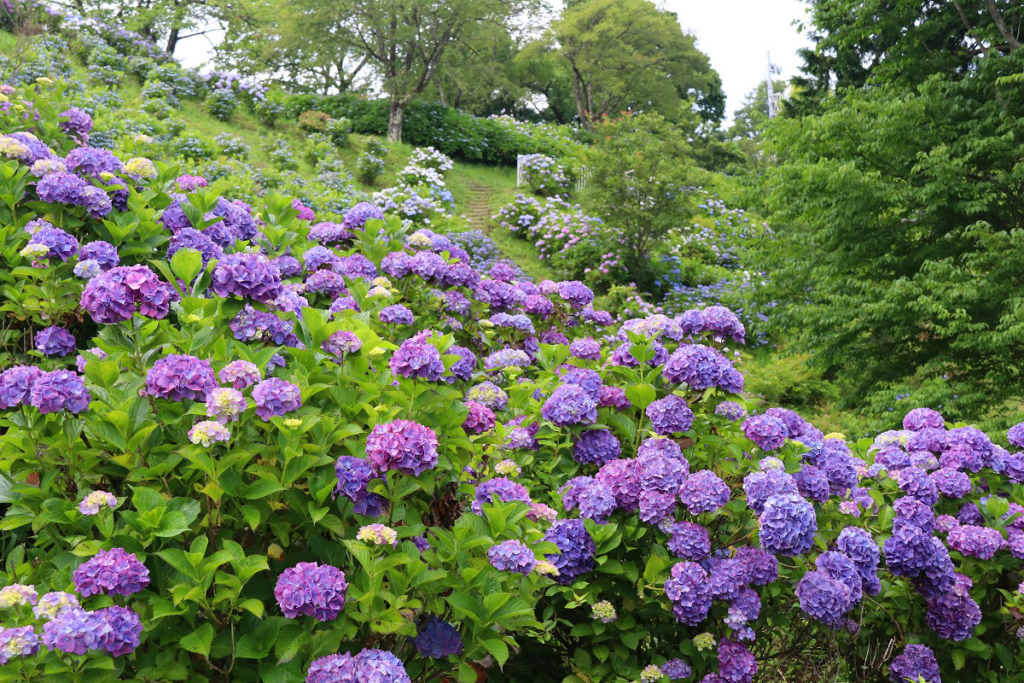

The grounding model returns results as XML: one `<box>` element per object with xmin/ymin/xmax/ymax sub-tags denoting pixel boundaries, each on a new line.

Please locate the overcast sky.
<box><xmin>666</xmin><ymin>0</ymin><xmax>813</xmax><ymax>120</ymax></box>
<box><xmin>177</xmin><ymin>0</ymin><xmax>814</xmax><ymax>124</ymax></box>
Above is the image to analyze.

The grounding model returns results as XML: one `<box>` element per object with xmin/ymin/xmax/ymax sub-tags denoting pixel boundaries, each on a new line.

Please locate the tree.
<box><xmin>340</xmin><ymin>0</ymin><xmax>541</xmax><ymax>141</ymax></box>
<box><xmin>583</xmin><ymin>113</ymin><xmax>701</xmax><ymax>291</ymax></box>
<box><xmin>544</xmin><ymin>0</ymin><xmax>724</xmax><ymax>128</ymax></box>
<box><xmin>70</xmin><ymin>0</ymin><xmax>240</xmax><ymax>55</ymax></box>
<box><xmin>789</xmin><ymin>0</ymin><xmax>1024</xmax><ymax>114</ymax></box>
<box><xmin>762</xmin><ymin>49</ymin><xmax>1024</xmax><ymax>425</ymax></box>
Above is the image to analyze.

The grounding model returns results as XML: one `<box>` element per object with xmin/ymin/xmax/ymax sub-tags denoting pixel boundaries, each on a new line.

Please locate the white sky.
<box><xmin>665</xmin><ymin>0</ymin><xmax>814</xmax><ymax>120</ymax></box>
<box><xmin>176</xmin><ymin>0</ymin><xmax>814</xmax><ymax>124</ymax></box>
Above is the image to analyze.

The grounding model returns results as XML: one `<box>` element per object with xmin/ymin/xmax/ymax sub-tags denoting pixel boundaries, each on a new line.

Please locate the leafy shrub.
<box><xmin>519</xmin><ymin>153</ymin><xmax>569</xmax><ymax>197</ymax></box>
<box><xmin>364</xmin><ymin>137</ymin><xmax>388</xmax><ymax>158</ymax></box>
<box><xmin>254</xmin><ymin>97</ymin><xmax>286</xmax><ymax>126</ymax></box>
<box><xmin>264</xmin><ymin>138</ymin><xmax>299</xmax><ymax>171</ymax></box>
<box><xmin>205</xmin><ymin>87</ymin><xmax>238</xmax><ymax>121</ymax></box>
<box><xmin>144</xmin><ymin>62</ymin><xmax>201</xmax><ymax>101</ymax></box>
<box><xmin>298</xmin><ymin>109</ymin><xmax>331</xmax><ymax>132</ymax></box>
<box><xmin>172</xmin><ymin>135</ymin><xmax>215</xmax><ymax>160</ymax></box>
<box><xmin>214</xmin><ymin>132</ymin><xmax>251</xmax><ymax>160</ymax></box>
<box><xmin>356</xmin><ymin>152</ymin><xmax>385</xmax><ymax>185</ymax></box>
<box><xmin>325</xmin><ymin>116</ymin><xmax>352</xmax><ymax>147</ymax></box>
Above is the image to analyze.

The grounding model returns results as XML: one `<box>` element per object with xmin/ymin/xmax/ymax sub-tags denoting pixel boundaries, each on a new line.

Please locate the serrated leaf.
<box><xmin>180</xmin><ymin>623</ymin><xmax>214</xmax><ymax>656</ymax></box>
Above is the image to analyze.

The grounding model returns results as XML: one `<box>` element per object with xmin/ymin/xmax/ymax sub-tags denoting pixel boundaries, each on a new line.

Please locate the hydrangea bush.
<box><xmin>0</xmin><ymin>7</ymin><xmax>1023</xmax><ymax>683</ymax></box>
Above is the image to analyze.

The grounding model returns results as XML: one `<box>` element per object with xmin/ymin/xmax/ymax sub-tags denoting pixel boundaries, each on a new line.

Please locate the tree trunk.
<box><xmin>165</xmin><ymin>27</ymin><xmax>180</xmax><ymax>55</ymax></box>
<box><xmin>387</xmin><ymin>98</ymin><xmax>406</xmax><ymax>142</ymax></box>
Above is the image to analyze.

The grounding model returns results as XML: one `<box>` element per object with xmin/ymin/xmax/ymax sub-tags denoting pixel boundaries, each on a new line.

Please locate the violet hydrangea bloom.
<box><xmin>466</xmin><ymin>381</ymin><xmax>508</xmax><ymax>411</ymax></box>
<box><xmin>146</xmin><ymin>355</ymin><xmax>217</xmax><ymax>402</ymax></box>
<box><xmin>573</xmin><ymin>428</ymin><xmax>621</xmax><ymax>466</ymax></box>
<box><xmin>33</xmin><ymin>592</ymin><xmax>79</xmax><ymax>620</ymax></box>
<box><xmin>947</xmin><ymin>524</ymin><xmax>1006</xmax><ymax>560</ymax></box>
<box><xmin>28</xmin><ymin>370</ymin><xmax>91</xmax><ymax>414</ymax></box>
<box><xmin>166</xmin><ymin>228</ymin><xmax>224</xmax><ymax>268</ymax></box>
<box><xmin>544</xmin><ymin>519</ymin><xmax>595</xmax><ymax>585</ymax></box>
<box><xmin>334</xmin><ymin>456</ymin><xmax>373</xmax><ymax>501</ymax></box>
<box><xmin>78</xmin><ymin>240</ymin><xmax>118</xmax><ymax>270</ymax></box>
<box><xmin>463</xmin><ymin>401</ymin><xmax>496</xmax><ymax>434</ymax></box>
<box><xmin>662</xmin><ymin>344</ymin><xmax>743</xmax><ymax>393</ymax></box>
<box><xmin>888</xmin><ymin>644</ymin><xmax>941</xmax><ymax>683</ymax></box>
<box><xmin>323</xmin><ymin>330</ymin><xmax>362</xmax><ymax>359</ymax></box>
<box><xmin>0</xmin><ymin>584</ymin><xmax>37</xmax><ymax>608</ymax></box>
<box><xmin>274</xmin><ymin>562</ymin><xmax>348</xmax><ymax>621</ymax></box>
<box><xmin>251</xmin><ymin>378</ymin><xmax>302</xmax><ymax>420</ymax></box>
<box><xmin>569</xmin><ymin>337</ymin><xmax>601</xmax><ymax>360</ymax></box>
<box><xmin>758</xmin><ymin>494</ymin><xmax>817</xmax><ymax>556</ymax></box>
<box><xmin>28</xmin><ymin>227</ymin><xmax>78</xmax><ymax>261</ymax></box>
<box><xmin>78</xmin><ymin>491</ymin><xmax>117</xmax><ymax>515</ymax></box>
<box><xmin>206</xmin><ymin>387</ymin><xmax>247</xmax><ymax>423</ymax></box>
<box><xmin>679</xmin><ymin>470</ymin><xmax>731</xmax><ymax>514</ymax></box>
<box><xmin>667</xmin><ymin>521</ymin><xmax>711</xmax><ymax>561</ymax></box>
<box><xmin>413</xmin><ymin>617</ymin><xmax>463</xmax><ymax>659</ymax></box>
<box><xmin>366</xmin><ymin>420</ymin><xmax>439</xmax><ymax>477</ymax></box>
<box><xmin>342</xmin><ymin>202</ymin><xmax>385</xmax><ymax>231</ymax></box>
<box><xmin>0</xmin><ymin>624</ymin><xmax>39</xmax><ymax>663</ymax></box>
<box><xmin>42</xmin><ymin>608</ymin><xmax>104</xmax><ymax>655</ymax></box>
<box><xmin>211</xmin><ymin>251</ymin><xmax>283</xmax><ymax>302</ymax></box>
<box><xmin>488</xmin><ymin>540</ymin><xmax>536</xmax><ymax>574</ymax></box>
<box><xmin>542</xmin><ymin>384</ymin><xmax>598</xmax><ymax>427</ymax></box>
<box><xmin>663</xmin><ymin>659</ymin><xmax>692</xmax><ymax>681</ymax></box>
<box><xmin>664</xmin><ymin>561</ymin><xmax>712</xmax><ymax>626</ymax></box>
<box><xmin>647</xmin><ymin>395</ymin><xmax>695</xmax><ymax>435</ymax></box>
<box><xmin>80</xmin><ymin>265</ymin><xmax>175</xmax><ymax>324</ymax></box>
<box><xmin>903</xmin><ymin>408</ymin><xmax>945</xmax><ymax>432</ymax></box>
<box><xmin>796</xmin><ymin>569</ymin><xmax>854</xmax><ymax>628</ymax></box>
<box><xmin>218</xmin><ymin>360</ymin><xmax>261</xmax><ymax>390</ymax></box>
<box><xmin>389</xmin><ymin>338</ymin><xmax>445</xmax><ymax>381</ymax></box>
<box><xmin>715</xmin><ymin>400</ymin><xmax>746</xmax><ymax>421</ymax></box>
<box><xmin>0</xmin><ymin>366</ymin><xmax>41</xmax><ymax>409</ymax></box>
<box><xmin>35</xmin><ymin>325</ymin><xmax>76</xmax><ymax>356</ymax></box>
<box><xmin>717</xmin><ymin>639</ymin><xmax>757</xmax><ymax>683</ymax></box>
<box><xmin>742</xmin><ymin>414</ymin><xmax>788</xmax><ymax>451</ymax></box>
<box><xmin>557</xmin><ymin>280</ymin><xmax>594</xmax><ymax>308</ymax></box>
<box><xmin>73</xmin><ymin>548</ymin><xmax>149</xmax><ymax>597</ymax></box>
<box><xmin>95</xmin><ymin>605</ymin><xmax>143</xmax><ymax>657</ymax></box>
<box><xmin>379</xmin><ymin>304</ymin><xmax>414</xmax><ymax>325</ymax></box>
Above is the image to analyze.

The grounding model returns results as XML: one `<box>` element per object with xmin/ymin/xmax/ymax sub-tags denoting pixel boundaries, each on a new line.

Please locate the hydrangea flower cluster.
<box><xmin>72</xmin><ymin>548</ymin><xmax>150</xmax><ymax>597</ymax></box>
<box><xmin>274</xmin><ymin>562</ymin><xmax>348</xmax><ymax>621</ymax></box>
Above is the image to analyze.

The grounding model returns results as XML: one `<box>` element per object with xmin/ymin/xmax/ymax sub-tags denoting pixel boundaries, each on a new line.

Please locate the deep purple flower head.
<box><xmin>42</xmin><ymin>608</ymin><xmax>104</xmax><ymax>655</ymax></box>
<box><xmin>252</xmin><ymin>378</ymin><xmax>302</xmax><ymax>420</ymax></box>
<box><xmin>573</xmin><ymin>428</ymin><xmax>621</xmax><ymax>466</ymax></box>
<box><xmin>717</xmin><ymin>639</ymin><xmax>757</xmax><ymax>683</ymax></box>
<box><xmin>212</xmin><ymin>251</ymin><xmax>283</xmax><ymax>302</ymax></box>
<box><xmin>366</xmin><ymin>420</ymin><xmax>439</xmax><ymax>477</ymax></box>
<box><xmin>667</xmin><ymin>521</ymin><xmax>711</xmax><ymax>561</ymax></box>
<box><xmin>744</xmin><ymin>469</ymin><xmax>799</xmax><ymax>514</ymax></box>
<box><xmin>473</xmin><ymin>477</ymin><xmax>531</xmax><ymax>513</ymax></box>
<box><xmin>380</xmin><ymin>304</ymin><xmax>414</xmax><ymax>325</ymax></box>
<box><xmin>904</xmin><ymin>408</ymin><xmax>945</xmax><ymax>432</ymax></box>
<box><xmin>662</xmin><ymin>344</ymin><xmax>743</xmax><ymax>393</ymax></box>
<box><xmin>715</xmin><ymin>401</ymin><xmax>746</xmax><ymax>421</ymax></box>
<box><xmin>680</xmin><ymin>470</ymin><xmax>730</xmax><ymax>514</ymax></box>
<box><xmin>413</xmin><ymin>617</ymin><xmax>463</xmax><ymax>659</ymax></box>
<box><xmin>323</xmin><ymin>331</ymin><xmax>362</xmax><ymax>359</ymax></box>
<box><xmin>309</xmin><ymin>221</ymin><xmax>354</xmax><ymax>245</ymax></box>
<box><xmin>557</xmin><ymin>280</ymin><xmax>593</xmax><ymax>308</ymax></box>
<box><xmin>884</xmin><ymin>525</ymin><xmax>955</xmax><ymax>595</ymax></box>
<box><xmin>35</xmin><ymin>326</ymin><xmax>76</xmax><ymax>356</ymax></box>
<box><xmin>59</xmin><ymin>108</ymin><xmax>93</xmax><ymax>137</ymax></box>
<box><xmin>0</xmin><ymin>624</ymin><xmax>40</xmax><ymax>663</ymax></box>
<box><xmin>647</xmin><ymin>395</ymin><xmax>695</xmax><ymax>435</ymax></box>
<box><xmin>542</xmin><ymin>384</ymin><xmax>598</xmax><ymax>427</ymax></box>
<box><xmin>569</xmin><ymin>337</ymin><xmax>601</xmax><ymax>361</ymax></box>
<box><xmin>73</xmin><ymin>548</ymin><xmax>149</xmax><ymax>597</ymax></box>
<box><xmin>664</xmin><ymin>562</ymin><xmax>712</xmax><ymax>626</ymax></box>
<box><xmin>598</xmin><ymin>385</ymin><xmax>631</xmax><ymax>410</ymax></box>
<box><xmin>796</xmin><ymin>569</ymin><xmax>853</xmax><ymax>628</ymax></box>
<box><xmin>735</xmin><ymin>546</ymin><xmax>779</xmax><ymax>585</ymax></box>
<box><xmin>663</xmin><ymin>659</ymin><xmax>691</xmax><ymax>681</ymax></box>
<box><xmin>334</xmin><ymin>456</ymin><xmax>373</xmax><ymax>502</ymax></box>
<box><xmin>896</xmin><ymin>466</ymin><xmax>938</xmax><ymax>506</ymax></box>
<box><xmin>176</xmin><ymin>174</ymin><xmax>207</xmax><ymax>192</ymax></box>
<box><xmin>273</xmin><ymin>255</ymin><xmax>302</xmax><ymax>278</ymax></box>
<box><xmin>146</xmin><ymin>355</ymin><xmax>216</xmax><ymax>402</ymax></box>
<box><xmin>947</xmin><ymin>524</ymin><xmax>1005</xmax><ymax>560</ymax></box>
<box><xmin>342</xmin><ymin>202</ymin><xmax>385</xmax><ymax>231</ymax></box>
<box><xmin>932</xmin><ymin>467</ymin><xmax>971</xmax><ymax>498</ymax></box>
<box><xmin>793</xmin><ymin>465</ymin><xmax>830</xmax><ymax>503</ymax></box>
<box><xmin>924</xmin><ymin>577</ymin><xmax>981</xmax><ymax>641</ymax></box>
<box><xmin>463</xmin><ymin>401</ymin><xmax>496</xmax><ymax>434</ymax></box>
<box><xmin>544</xmin><ymin>519</ymin><xmax>595</xmax><ymax>585</ymax></box>
<box><xmin>29</xmin><ymin>370</ymin><xmax>90</xmax><ymax>414</ymax></box>
<box><xmin>218</xmin><ymin>360</ymin><xmax>261</xmax><ymax>390</ymax></box>
<box><xmin>78</xmin><ymin>240</ymin><xmax>119</xmax><ymax>270</ymax></box>
<box><xmin>595</xmin><ymin>459</ymin><xmax>640</xmax><ymax>510</ymax></box>
<box><xmin>94</xmin><ymin>606</ymin><xmax>143</xmax><ymax>656</ymax></box>
<box><xmin>889</xmin><ymin>645</ymin><xmax>941</xmax><ymax>683</ymax></box>
<box><xmin>0</xmin><ymin>365</ymin><xmax>41</xmax><ymax>409</ymax></box>
<box><xmin>80</xmin><ymin>265</ymin><xmax>175</xmax><ymax>323</ymax></box>
<box><xmin>28</xmin><ymin>227</ymin><xmax>78</xmax><ymax>261</ymax></box>
<box><xmin>743</xmin><ymin>415</ymin><xmax>788</xmax><ymax>451</ymax></box>
<box><xmin>66</xmin><ymin>147</ymin><xmax>122</xmax><ymax>176</ymax></box>
<box><xmin>1007</xmin><ymin>422</ymin><xmax>1024</xmax><ymax>449</ymax></box>
<box><xmin>390</xmin><ymin>338</ymin><xmax>445</xmax><ymax>381</ymax></box>
<box><xmin>487</xmin><ymin>540</ymin><xmax>536</xmax><ymax>574</ymax></box>
<box><xmin>758</xmin><ymin>494</ymin><xmax>817</xmax><ymax>556</ymax></box>
<box><xmin>275</xmin><ymin>562</ymin><xmax>348</xmax><ymax>621</ymax></box>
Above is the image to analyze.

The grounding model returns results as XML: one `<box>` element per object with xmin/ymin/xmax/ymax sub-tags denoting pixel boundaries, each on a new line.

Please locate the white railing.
<box><xmin>574</xmin><ymin>166</ymin><xmax>591</xmax><ymax>192</ymax></box>
<box><xmin>516</xmin><ymin>155</ymin><xmax>590</xmax><ymax>192</ymax></box>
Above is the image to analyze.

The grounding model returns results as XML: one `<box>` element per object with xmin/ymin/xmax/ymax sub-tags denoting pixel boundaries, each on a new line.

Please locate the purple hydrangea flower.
<box><xmin>380</xmin><ymin>304</ymin><xmax>414</xmax><ymax>325</ymax></box>
<box><xmin>595</xmin><ymin>459</ymin><xmax>640</xmax><ymax>511</ymax></box>
<box><xmin>544</xmin><ymin>519</ymin><xmax>595</xmax><ymax>585</ymax></box>
<box><xmin>28</xmin><ymin>370</ymin><xmax>90</xmax><ymax>414</ymax></box>
<box><xmin>80</xmin><ymin>265</ymin><xmax>175</xmax><ymax>324</ymax></box>
<box><xmin>59</xmin><ymin>107</ymin><xmax>93</xmax><ymax>138</ymax></box>
<box><xmin>569</xmin><ymin>337</ymin><xmax>601</xmax><ymax>360</ymax></box>
<box><xmin>413</xmin><ymin>617</ymin><xmax>463</xmax><ymax>659</ymax></box>
<box><xmin>334</xmin><ymin>455</ymin><xmax>373</xmax><ymax>501</ymax></box>
<box><xmin>342</xmin><ymin>202</ymin><xmax>385</xmax><ymax>231</ymax></box>
<box><xmin>95</xmin><ymin>606</ymin><xmax>142</xmax><ymax>656</ymax></box>
<box><xmin>78</xmin><ymin>240</ymin><xmax>119</xmax><ymax>270</ymax></box>
<box><xmin>166</xmin><ymin>228</ymin><xmax>224</xmax><ymax>268</ymax></box>
<box><xmin>796</xmin><ymin>569</ymin><xmax>853</xmax><ymax>628</ymax></box>
<box><xmin>758</xmin><ymin>494</ymin><xmax>817</xmax><ymax>556</ymax></box>
<box><xmin>889</xmin><ymin>644</ymin><xmax>940</xmax><ymax>683</ymax></box>
<box><xmin>487</xmin><ymin>540</ymin><xmax>536</xmax><ymax>574</ymax></box>
<box><xmin>924</xmin><ymin>575</ymin><xmax>981</xmax><ymax>641</ymax></box>
<box><xmin>323</xmin><ymin>330</ymin><xmax>362</xmax><ymax>359</ymax></box>
<box><xmin>28</xmin><ymin>227</ymin><xmax>78</xmax><ymax>261</ymax></box>
<box><xmin>66</xmin><ymin>147</ymin><xmax>122</xmax><ymax>176</ymax></box>
<box><xmin>275</xmin><ymin>562</ymin><xmax>348</xmax><ymax>621</ymax></box>
<box><xmin>542</xmin><ymin>384</ymin><xmax>598</xmax><ymax>427</ymax></box>
<box><xmin>662</xmin><ymin>344</ymin><xmax>743</xmax><ymax>393</ymax></box>
<box><xmin>73</xmin><ymin>548</ymin><xmax>149</xmax><ymax>597</ymax></box>
<box><xmin>598</xmin><ymin>385</ymin><xmax>631</xmax><ymax>410</ymax></box>
<box><xmin>743</xmin><ymin>469</ymin><xmax>799</xmax><ymax>514</ymax></box>
<box><xmin>146</xmin><ymin>355</ymin><xmax>217</xmax><ymax>402</ymax></box>
<box><xmin>715</xmin><ymin>401</ymin><xmax>746</xmax><ymax>421</ymax></box>
<box><xmin>679</xmin><ymin>470</ymin><xmax>731</xmax><ymax>514</ymax></box>
<box><xmin>663</xmin><ymin>659</ymin><xmax>691</xmax><ymax>680</ymax></box>
<box><xmin>0</xmin><ymin>624</ymin><xmax>39</xmax><ymax>663</ymax></box>
<box><xmin>717</xmin><ymin>639</ymin><xmax>757</xmax><ymax>683</ymax></box>
<box><xmin>573</xmin><ymin>428</ymin><xmax>621</xmax><ymax>466</ymax></box>
<box><xmin>743</xmin><ymin>415</ymin><xmax>788</xmax><ymax>451</ymax></box>
<box><xmin>212</xmin><ymin>251</ymin><xmax>283</xmax><ymax>302</ymax></box>
<box><xmin>390</xmin><ymin>338</ymin><xmax>445</xmax><ymax>381</ymax></box>
<box><xmin>664</xmin><ymin>562</ymin><xmax>712</xmax><ymax>626</ymax></box>
<box><xmin>251</xmin><ymin>378</ymin><xmax>302</xmax><ymax>420</ymax></box>
<box><xmin>366</xmin><ymin>420</ymin><xmax>439</xmax><ymax>477</ymax></box>
<box><xmin>463</xmin><ymin>401</ymin><xmax>496</xmax><ymax>434</ymax></box>
<box><xmin>0</xmin><ymin>365</ymin><xmax>41</xmax><ymax>409</ymax></box>
<box><xmin>666</xmin><ymin>521</ymin><xmax>711</xmax><ymax>561</ymax></box>
<box><xmin>947</xmin><ymin>524</ymin><xmax>1006</xmax><ymax>559</ymax></box>
<box><xmin>647</xmin><ymin>395</ymin><xmax>695</xmax><ymax>435</ymax></box>
<box><xmin>42</xmin><ymin>608</ymin><xmax>103</xmax><ymax>655</ymax></box>
<box><xmin>218</xmin><ymin>360</ymin><xmax>261</xmax><ymax>390</ymax></box>
<box><xmin>557</xmin><ymin>280</ymin><xmax>593</xmax><ymax>308</ymax></box>
<box><xmin>34</xmin><ymin>326</ymin><xmax>76</xmax><ymax>356</ymax></box>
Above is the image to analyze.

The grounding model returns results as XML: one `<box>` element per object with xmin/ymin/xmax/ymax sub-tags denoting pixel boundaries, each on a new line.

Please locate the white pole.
<box><xmin>766</xmin><ymin>52</ymin><xmax>776</xmax><ymax>118</ymax></box>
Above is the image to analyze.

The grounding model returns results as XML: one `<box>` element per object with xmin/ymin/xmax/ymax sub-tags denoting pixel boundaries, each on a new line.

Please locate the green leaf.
<box><xmin>481</xmin><ymin>638</ymin><xmax>510</xmax><ymax>667</ymax></box>
<box><xmin>170</xmin><ymin>247</ymin><xmax>203</xmax><ymax>283</ymax></box>
<box><xmin>624</xmin><ymin>384</ymin><xmax>657</xmax><ymax>410</ymax></box>
<box><xmin>180</xmin><ymin>623</ymin><xmax>214</xmax><ymax>656</ymax></box>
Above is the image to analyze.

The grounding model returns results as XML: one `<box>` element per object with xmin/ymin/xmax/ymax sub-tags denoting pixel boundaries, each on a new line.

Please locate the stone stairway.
<box><xmin>463</xmin><ymin>181</ymin><xmax>493</xmax><ymax>230</ymax></box>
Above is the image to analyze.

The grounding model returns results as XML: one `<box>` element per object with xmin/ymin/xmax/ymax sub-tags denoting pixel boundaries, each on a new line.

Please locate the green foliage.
<box><xmin>763</xmin><ymin>49</ymin><xmax>1024</xmax><ymax>428</ymax></box>
<box><xmin>204</xmin><ymin>88</ymin><xmax>238</xmax><ymax>122</ymax></box>
<box><xmin>740</xmin><ymin>349</ymin><xmax>838</xmax><ymax>411</ymax></box>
